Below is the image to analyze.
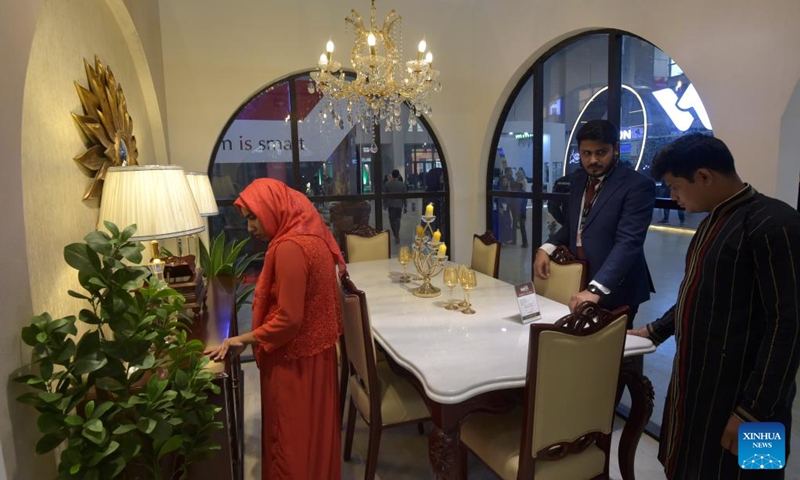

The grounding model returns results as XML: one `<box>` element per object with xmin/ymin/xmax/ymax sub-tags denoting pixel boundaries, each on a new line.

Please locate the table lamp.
<box><xmin>186</xmin><ymin>171</ymin><xmax>220</xmax><ymax>217</ymax></box>
<box><xmin>184</xmin><ymin>171</ymin><xmax>219</xmax><ymax>257</ymax></box>
<box><xmin>97</xmin><ymin>165</ymin><xmax>207</xmax><ymax>311</ymax></box>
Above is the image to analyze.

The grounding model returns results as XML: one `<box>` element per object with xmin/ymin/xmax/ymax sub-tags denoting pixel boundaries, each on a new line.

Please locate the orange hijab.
<box><xmin>234</xmin><ymin>179</ymin><xmax>346</xmax><ymax>330</ymax></box>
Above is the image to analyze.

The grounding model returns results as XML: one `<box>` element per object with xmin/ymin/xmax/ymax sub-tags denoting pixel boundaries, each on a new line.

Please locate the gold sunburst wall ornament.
<box><xmin>72</xmin><ymin>56</ymin><xmax>138</xmax><ymax>200</ymax></box>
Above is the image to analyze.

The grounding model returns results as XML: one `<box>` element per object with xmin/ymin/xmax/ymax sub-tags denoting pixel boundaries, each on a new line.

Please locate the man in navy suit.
<box><xmin>534</xmin><ymin>119</ymin><xmax>655</xmax><ymax>326</ymax></box>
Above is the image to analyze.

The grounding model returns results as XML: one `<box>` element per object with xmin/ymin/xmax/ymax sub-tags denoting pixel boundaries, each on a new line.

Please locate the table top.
<box><xmin>345</xmin><ymin>259</ymin><xmax>655</xmax><ymax>404</ymax></box>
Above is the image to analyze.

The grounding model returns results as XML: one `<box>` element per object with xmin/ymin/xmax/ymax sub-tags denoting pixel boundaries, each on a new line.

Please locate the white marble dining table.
<box><xmin>345</xmin><ymin>258</ymin><xmax>656</xmax><ymax>480</ymax></box>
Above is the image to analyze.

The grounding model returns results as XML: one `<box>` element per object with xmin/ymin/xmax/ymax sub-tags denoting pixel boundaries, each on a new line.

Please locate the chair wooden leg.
<box><xmin>417</xmin><ymin>422</ymin><xmax>425</xmax><ymax>435</ymax></box>
<box><xmin>338</xmin><ymin>340</ymin><xmax>349</xmax><ymax>427</ymax></box>
<box><xmin>339</xmin><ymin>368</ymin><xmax>348</xmax><ymax>427</ymax></box>
<box><xmin>364</xmin><ymin>422</ymin><xmax>383</xmax><ymax>480</ymax></box>
<box><xmin>343</xmin><ymin>399</ymin><xmax>357</xmax><ymax>461</ymax></box>
<box><xmin>457</xmin><ymin>441</ymin><xmax>469</xmax><ymax>480</ymax></box>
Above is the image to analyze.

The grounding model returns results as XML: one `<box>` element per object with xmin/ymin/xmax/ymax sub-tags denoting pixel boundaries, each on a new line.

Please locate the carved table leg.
<box><xmin>429</xmin><ymin>424</ymin><xmax>465</xmax><ymax>480</ymax></box>
<box><xmin>618</xmin><ymin>368</ymin><xmax>655</xmax><ymax>480</ymax></box>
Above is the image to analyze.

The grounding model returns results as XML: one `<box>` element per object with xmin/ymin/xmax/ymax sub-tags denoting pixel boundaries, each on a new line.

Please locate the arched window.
<box><xmin>208</xmin><ymin>72</ymin><xmax>450</xmax><ymax>257</ymax></box>
<box><xmin>487</xmin><ymin>31</ymin><xmax>713</xmax><ymax>283</ymax></box>
<box><xmin>487</xmin><ymin>31</ymin><xmax>714</xmax><ymax>435</ymax></box>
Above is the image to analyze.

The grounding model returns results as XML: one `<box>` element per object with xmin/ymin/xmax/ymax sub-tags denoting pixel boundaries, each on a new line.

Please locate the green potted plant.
<box><xmin>16</xmin><ymin>222</ymin><xmax>222</xmax><ymax>480</ymax></box>
<box><xmin>199</xmin><ymin>231</ymin><xmax>263</xmax><ymax>313</ymax></box>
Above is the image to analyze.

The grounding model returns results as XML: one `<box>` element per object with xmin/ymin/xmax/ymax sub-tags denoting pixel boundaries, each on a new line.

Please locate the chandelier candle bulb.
<box><xmin>438</xmin><ymin>243</ymin><xmax>447</xmax><ymax>258</ymax></box>
<box><xmin>425</xmin><ymin>203</ymin><xmax>434</xmax><ymax>219</ymax></box>
<box><xmin>367</xmin><ymin>32</ymin><xmax>377</xmax><ymax>56</ymax></box>
<box><xmin>425</xmin><ymin>51</ymin><xmax>433</xmax><ymax>64</ymax></box>
<box><xmin>417</xmin><ymin>39</ymin><xmax>427</xmax><ymax>60</ymax></box>
<box><xmin>319</xmin><ymin>53</ymin><xmax>328</xmax><ymax>67</ymax></box>
<box><xmin>432</xmin><ymin>229</ymin><xmax>441</xmax><ymax>244</ymax></box>
<box><xmin>416</xmin><ymin>225</ymin><xmax>424</xmax><ymax>238</ymax></box>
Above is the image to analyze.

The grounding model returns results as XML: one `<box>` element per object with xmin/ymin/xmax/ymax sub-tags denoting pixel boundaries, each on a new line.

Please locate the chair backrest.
<box><xmin>518</xmin><ymin>302</ymin><xmax>628</xmax><ymax>476</ymax></box>
<box><xmin>471</xmin><ymin>231</ymin><xmax>501</xmax><ymax>278</ymax></box>
<box><xmin>340</xmin><ymin>275</ymin><xmax>381</xmax><ymax>424</ymax></box>
<box><xmin>345</xmin><ymin>224</ymin><xmax>391</xmax><ymax>263</ymax></box>
<box><xmin>533</xmin><ymin>245</ymin><xmax>588</xmax><ymax>305</ymax></box>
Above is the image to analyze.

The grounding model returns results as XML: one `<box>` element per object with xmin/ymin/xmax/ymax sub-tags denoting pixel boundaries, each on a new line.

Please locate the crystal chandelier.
<box><xmin>309</xmin><ymin>0</ymin><xmax>441</xmax><ymax>133</ymax></box>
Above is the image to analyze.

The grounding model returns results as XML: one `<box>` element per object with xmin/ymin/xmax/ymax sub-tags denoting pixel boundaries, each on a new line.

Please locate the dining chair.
<box><xmin>344</xmin><ymin>224</ymin><xmax>391</xmax><ymax>263</ymax></box>
<box><xmin>533</xmin><ymin>245</ymin><xmax>588</xmax><ymax>305</ymax></box>
<box><xmin>459</xmin><ymin>301</ymin><xmax>629</xmax><ymax>480</ymax></box>
<box><xmin>340</xmin><ymin>275</ymin><xmax>431</xmax><ymax>480</ymax></box>
<box><xmin>471</xmin><ymin>230</ymin><xmax>501</xmax><ymax>278</ymax></box>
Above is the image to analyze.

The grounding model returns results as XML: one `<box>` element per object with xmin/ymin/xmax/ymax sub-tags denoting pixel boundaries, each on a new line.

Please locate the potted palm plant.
<box><xmin>16</xmin><ymin>222</ymin><xmax>222</xmax><ymax>480</ymax></box>
<box><xmin>199</xmin><ymin>231</ymin><xmax>263</xmax><ymax>313</ymax></box>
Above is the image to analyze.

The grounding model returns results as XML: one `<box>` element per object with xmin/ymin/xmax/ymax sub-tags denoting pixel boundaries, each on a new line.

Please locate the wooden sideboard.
<box><xmin>185</xmin><ymin>276</ymin><xmax>245</xmax><ymax>480</ymax></box>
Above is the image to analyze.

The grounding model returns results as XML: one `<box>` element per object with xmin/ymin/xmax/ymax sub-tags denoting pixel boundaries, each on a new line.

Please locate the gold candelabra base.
<box><xmin>413</xmin><ymin>276</ymin><xmax>442</xmax><ymax>298</ymax></box>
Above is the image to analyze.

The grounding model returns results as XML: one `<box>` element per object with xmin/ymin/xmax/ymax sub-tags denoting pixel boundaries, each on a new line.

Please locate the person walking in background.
<box><xmin>205</xmin><ymin>178</ymin><xmax>345</xmax><ymax>480</ymax></box>
<box><xmin>547</xmin><ymin>171</ymin><xmax>573</xmax><ymax>226</ymax></box>
<box><xmin>657</xmin><ymin>181</ymin><xmax>685</xmax><ymax>225</ymax></box>
<box><xmin>515</xmin><ymin>168</ymin><xmax>529</xmax><ymax>247</ymax></box>
<box><xmin>423</xmin><ymin>167</ymin><xmax>444</xmax><ymax>232</ymax></box>
<box><xmin>384</xmin><ymin>169</ymin><xmax>407</xmax><ymax>244</ymax></box>
<box><xmin>499</xmin><ymin>167</ymin><xmax>517</xmax><ymax>244</ymax></box>
<box><xmin>630</xmin><ymin>134</ymin><xmax>800</xmax><ymax>480</ymax></box>
<box><xmin>534</xmin><ymin>119</ymin><xmax>655</xmax><ymax>325</ymax></box>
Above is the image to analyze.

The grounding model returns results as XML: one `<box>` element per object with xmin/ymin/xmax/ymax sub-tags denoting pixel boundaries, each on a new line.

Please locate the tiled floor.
<box><xmin>240</xmin><ymin>360</ymin><xmax>668</xmax><ymax>480</ymax></box>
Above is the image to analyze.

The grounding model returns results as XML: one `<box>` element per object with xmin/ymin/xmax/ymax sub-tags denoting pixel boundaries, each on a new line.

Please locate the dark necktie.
<box><xmin>577</xmin><ymin>177</ymin><xmax>601</xmax><ymax>259</ymax></box>
<box><xmin>583</xmin><ymin>177</ymin><xmax>601</xmax><ymax>216</ymax></box>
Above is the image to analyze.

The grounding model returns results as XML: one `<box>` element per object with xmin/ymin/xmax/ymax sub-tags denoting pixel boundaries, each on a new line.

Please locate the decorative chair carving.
<box><xmin>471</xmin><ymin>230</ymin><xmax>501</xmax><ymax>278</ymax></box>
<box><xmin>340</xmin><ymin>276</ymin><xmax>430</xmax><ymax>480</ymax></box>
<box><xmin>534</xmin><ymin>245</ymin><xmax>588</xmax><ymax>306</ymax></box>
<box><xmin>459</xmin><ymin>301</ymin><xmax>629</xmax><ymax>480</ymax></box>
<box><xmin>344</xmin><ymin>224</ymin><xmax>391</xmax><ymax>264</ymax></box>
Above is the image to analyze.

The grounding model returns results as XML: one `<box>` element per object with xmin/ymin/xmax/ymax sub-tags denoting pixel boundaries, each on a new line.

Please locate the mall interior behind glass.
<box><xmin>2</xmin><ymin>1</ymin><xmax>800</xmax><ymax>479</ymax></box>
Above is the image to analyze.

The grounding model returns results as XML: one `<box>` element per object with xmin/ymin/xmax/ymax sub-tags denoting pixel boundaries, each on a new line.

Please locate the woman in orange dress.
<box><xmin>206</xmin><ymin>178</ymin><xmax>345</xmax><ymax>480</ymax></box>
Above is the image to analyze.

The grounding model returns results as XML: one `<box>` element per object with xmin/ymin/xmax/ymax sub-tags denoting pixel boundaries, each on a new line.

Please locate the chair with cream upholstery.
<box><xmin>344</xmin><ymin>224</ymin><xmax>391</xmax><ymax>263</ymax></box>
<box><xmin>459</xmin><ymin>302</ymin><xmax>629</xmax><ymax>480</ymax></box>
<box><xmin>341</xmin><ymin>275</ymin><xmax>430</xmax><ymax>480</ymax></box>
<box><xmin>471</xmin><ymin>230</ymin><xmax>501</xmax><ymax>278</ymax></box>
<box><xmin>533</xmin><ymin>245</ymin><xmax>588</xmax><ymax>305</ymax></box>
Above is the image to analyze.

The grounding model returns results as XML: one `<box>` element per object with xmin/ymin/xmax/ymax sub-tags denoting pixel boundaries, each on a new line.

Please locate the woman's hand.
<box><xmin>204</xmin><ymin>336</ymin><xmax>247</xmax><ymax>362</ymax></box>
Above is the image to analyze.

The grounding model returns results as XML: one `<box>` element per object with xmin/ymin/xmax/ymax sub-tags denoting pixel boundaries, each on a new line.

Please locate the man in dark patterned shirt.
<box><xmin>631</xmin><ymin>133</ymin><xmax>800</xmax><ymax>479</ymax></box>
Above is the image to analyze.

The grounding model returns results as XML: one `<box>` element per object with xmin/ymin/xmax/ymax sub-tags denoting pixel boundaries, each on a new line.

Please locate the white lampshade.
<box><xmin>98</xmin><ymin>165</ymin><xmax>204</xmax><ymax>241</ymax></box>
<box><xmin>185</xmin><ymin>171</ymin><xmax>219</xmax><ymax>217</ymax></box>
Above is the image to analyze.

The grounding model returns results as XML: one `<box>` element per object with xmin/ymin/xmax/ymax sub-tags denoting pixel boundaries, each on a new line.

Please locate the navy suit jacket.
<box><xmin>547</xmin><ymin>163</ymin><xmax>655</xmax><ymax>310</ymax></box>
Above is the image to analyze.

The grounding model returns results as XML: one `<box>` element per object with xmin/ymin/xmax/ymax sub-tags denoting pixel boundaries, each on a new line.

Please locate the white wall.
<box><xmin>0</xmin><ymin>0</ymin><xmax>165</xmax><ymax>478</ymax></box>
<box><xmin>158</xmin><ymin>0</ymin><xmax>800</xmax><ymax>264</ymax></box>
<box><xmin>22</xmin><ymin>0</ymin><xmax>162</xmax><ymax>320</ymax></box>
<box><xmin>0</xmin><ymin>1</ymin><xmax>46</xmax><ymax>477</ymax></box>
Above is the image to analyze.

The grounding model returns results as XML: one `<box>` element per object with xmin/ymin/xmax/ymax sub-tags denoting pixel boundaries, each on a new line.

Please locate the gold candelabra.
<box><xmin>410</xmin><ymin>214</ymin><xmax>448</xmax><ymax>298</ymax></box>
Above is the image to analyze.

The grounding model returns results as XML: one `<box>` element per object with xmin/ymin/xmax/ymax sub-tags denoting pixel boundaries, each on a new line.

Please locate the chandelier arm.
<box><xmin>313</xmin><ymin>0</ymin><xmax>440</xmax><ymax>132</ymax></box>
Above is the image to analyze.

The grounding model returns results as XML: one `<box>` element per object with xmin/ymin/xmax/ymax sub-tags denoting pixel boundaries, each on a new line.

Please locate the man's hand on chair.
<box><xmin>568</xmin><ymin>290</ymin><xmax>600</xmax><ymax>312</ymax></box>
<box><xmin>533</xmin><ymin>249</ymin><xmax>550</xmax><ymax>279</ymax></box>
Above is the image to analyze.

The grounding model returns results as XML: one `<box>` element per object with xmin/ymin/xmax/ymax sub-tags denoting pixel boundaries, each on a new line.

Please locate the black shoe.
<box><xmin>521</xmin><ymin>244</ymin><xmax>529</xmax><ymax>248</ymax></box>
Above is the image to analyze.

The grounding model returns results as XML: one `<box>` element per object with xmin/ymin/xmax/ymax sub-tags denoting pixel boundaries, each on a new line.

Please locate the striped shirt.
<box><xmin>647</xmin><ymin>184</ymin><xmax>800</xmax><ymax>479</ymax></box>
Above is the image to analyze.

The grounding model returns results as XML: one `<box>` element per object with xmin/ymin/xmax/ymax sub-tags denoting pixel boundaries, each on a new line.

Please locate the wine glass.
<box><xmin>457</xmin><ymin>264</ymin><xmax>470</xmax><ymax>307</ymax></box>
<box><xmin>460</xmin><ymin>268</ymin><xmax>478</xmax><ymax>315</ymax></box>
<box><xmin>443</xmin><ymin>266</ymin><xmax>459</xmax><ymax>310</ymax></box>
<box><xmin>398</xmin><ymin>246</ymin><xmax>412</xmax><ymax>283</ymax></box>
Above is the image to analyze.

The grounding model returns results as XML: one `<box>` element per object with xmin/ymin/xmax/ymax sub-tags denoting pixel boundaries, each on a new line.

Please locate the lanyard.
<box><xmin>577</xmin><ymin>177</ymin><xmax>605</xmax><ymax>246</ymax></box>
